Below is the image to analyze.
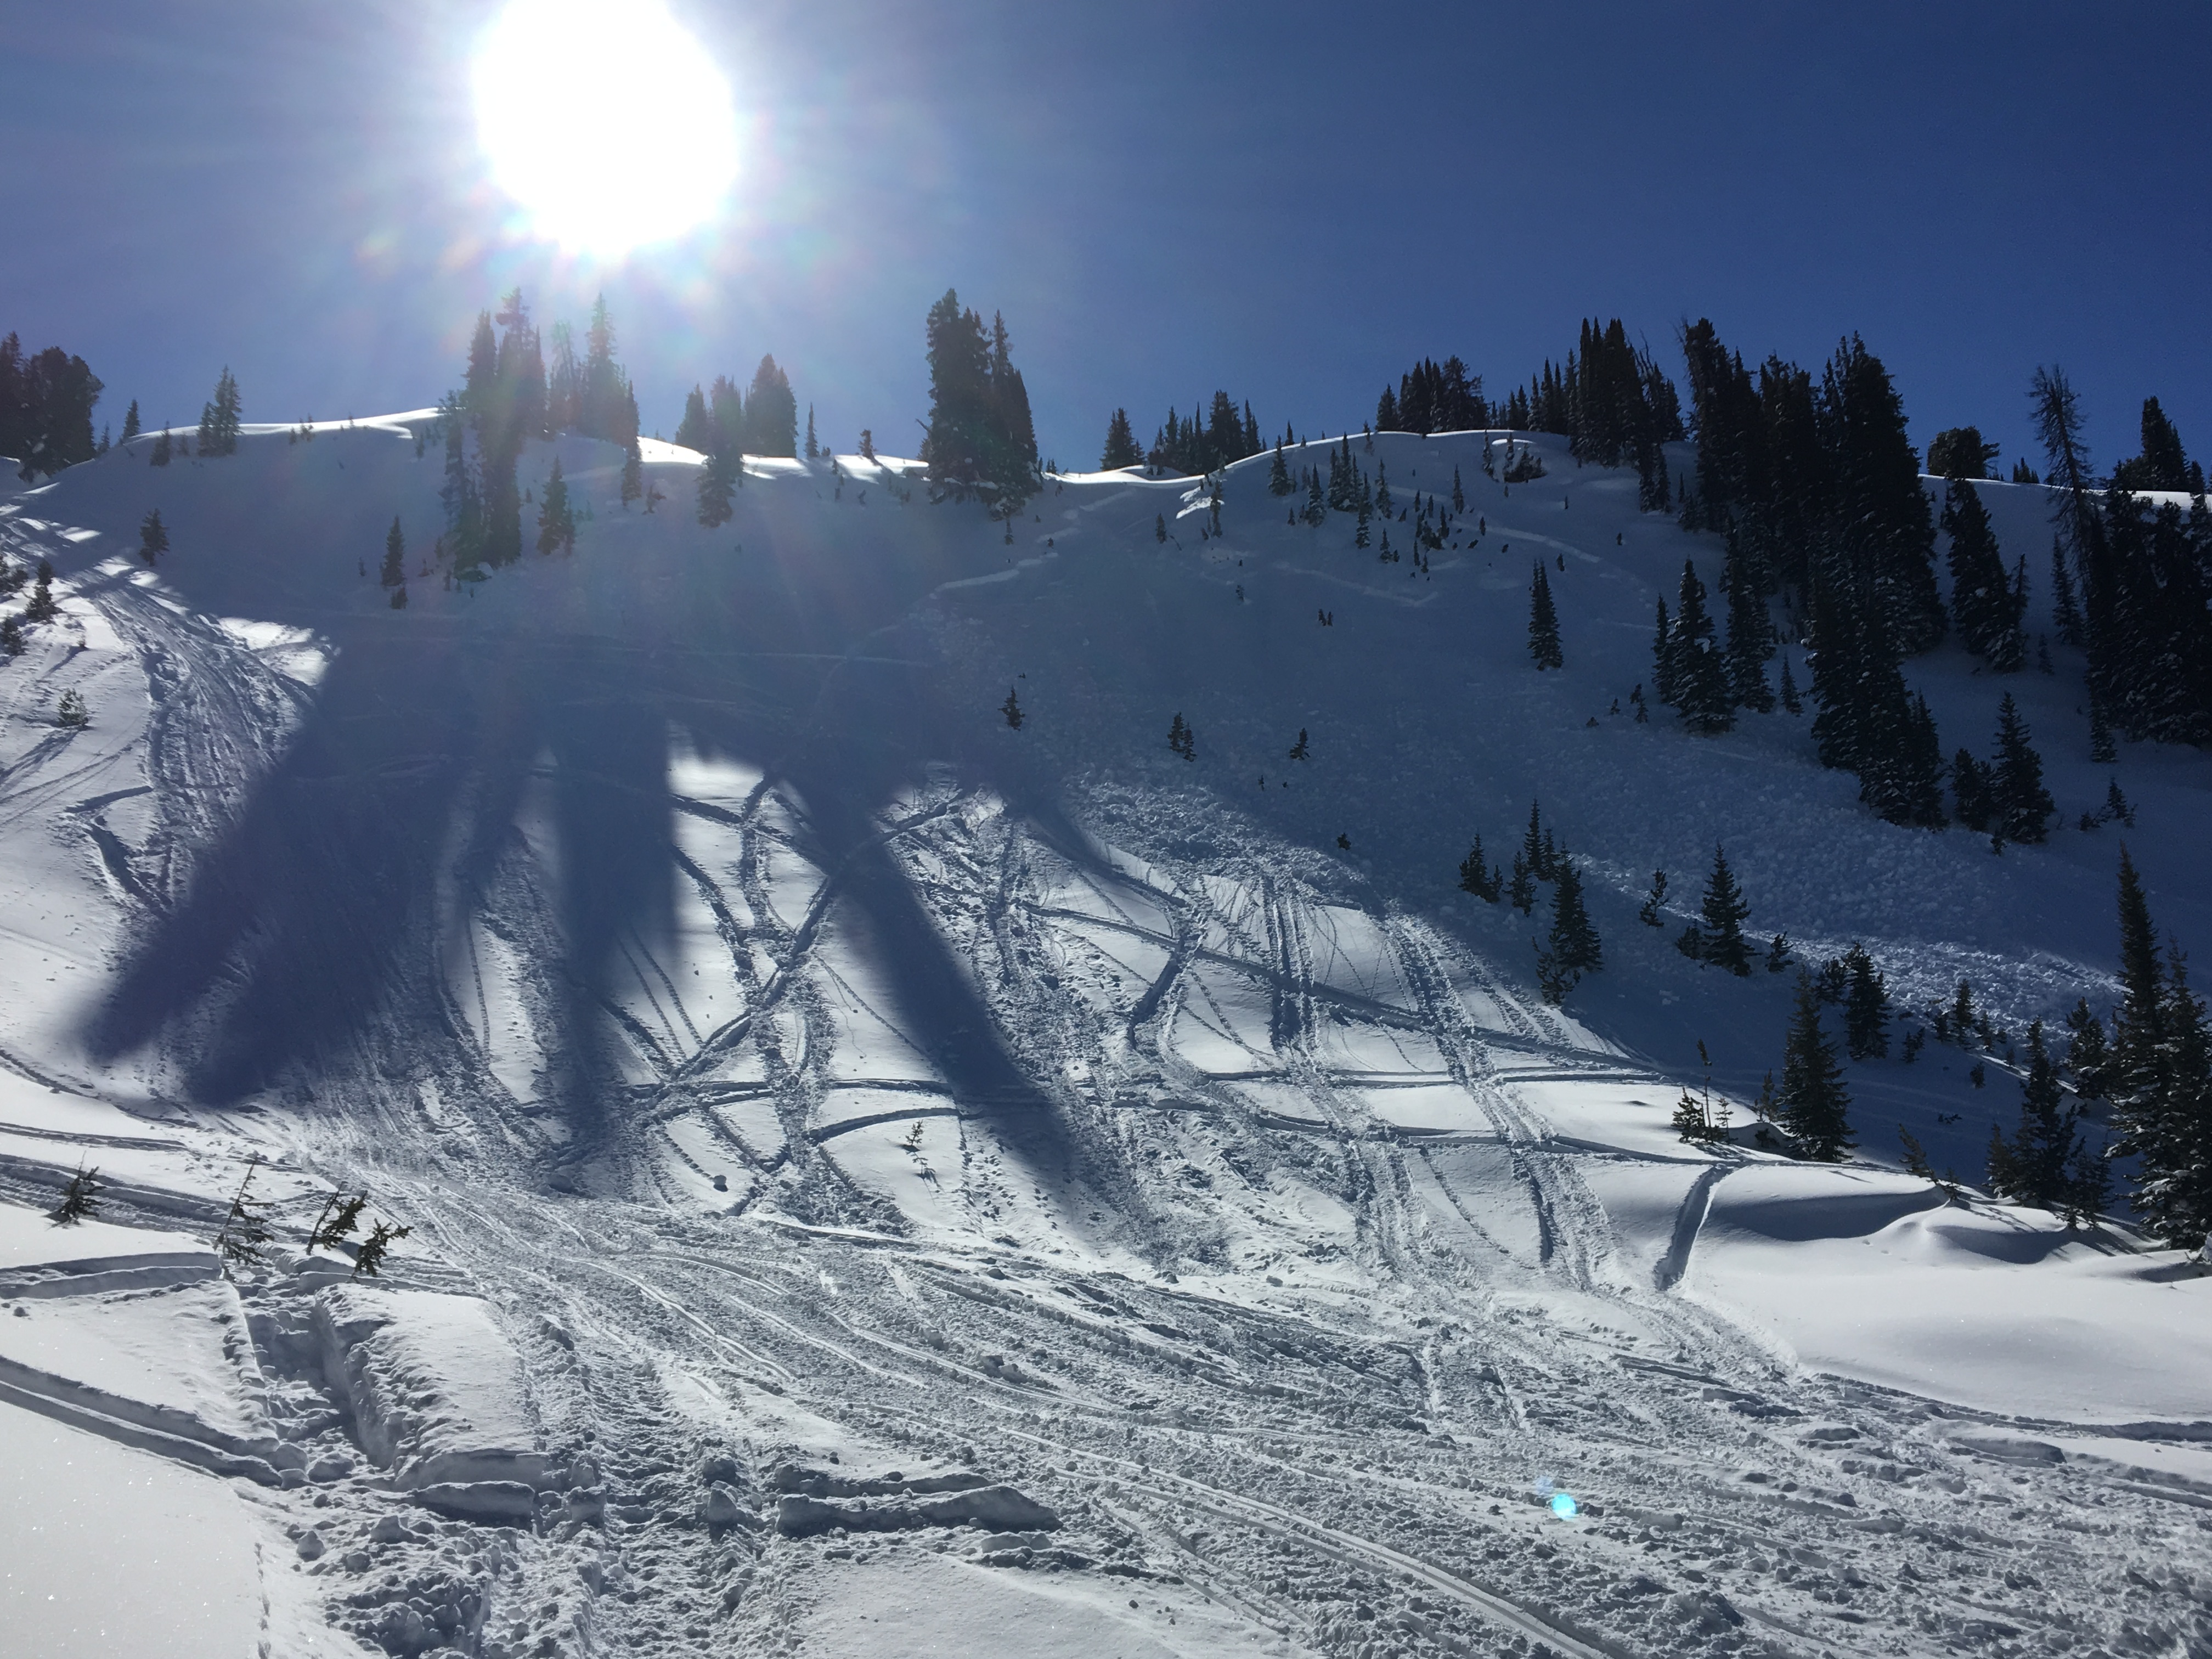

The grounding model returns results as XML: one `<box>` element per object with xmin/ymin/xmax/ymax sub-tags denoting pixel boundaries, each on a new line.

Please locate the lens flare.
<box><xmin>1549</xmin><ymin>1491</ymin><xmax>1579</xmax><ymax>1519</ymax></box>
<box><xmin>472</xmin><ymin>0</ymin><xmax>740</xmax><ymax>255</ymax></box>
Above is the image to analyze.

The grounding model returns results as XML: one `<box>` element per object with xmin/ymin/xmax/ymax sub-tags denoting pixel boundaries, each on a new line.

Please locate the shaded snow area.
<box><xmin>0</xmin><ymin>418</ymin><xmax>2206</xmax><ymax>1659</ymax></box>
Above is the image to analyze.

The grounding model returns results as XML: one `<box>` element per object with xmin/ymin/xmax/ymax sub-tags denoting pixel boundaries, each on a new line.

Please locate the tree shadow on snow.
<box><xmin>78</xmin><ymin>439</ymin><xmax>1081</xmax><ymax>1176</ymax></box>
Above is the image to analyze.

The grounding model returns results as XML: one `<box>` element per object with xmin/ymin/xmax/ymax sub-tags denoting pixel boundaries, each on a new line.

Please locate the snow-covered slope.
<box><xmin>1</xmin><ymin>417</ymin><xmax>2206</xmax><ymax>1659</ymax></box>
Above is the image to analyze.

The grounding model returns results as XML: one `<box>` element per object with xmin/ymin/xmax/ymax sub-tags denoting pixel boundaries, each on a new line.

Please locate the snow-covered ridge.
<box><xmin>0</xmin><ymin>415</ymin><xmax>2204</xmax><ymax>1659</ymax></box>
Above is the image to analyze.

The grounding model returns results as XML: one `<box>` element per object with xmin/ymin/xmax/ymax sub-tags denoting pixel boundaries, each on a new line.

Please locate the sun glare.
<box><xmin>472</xmin><ymin>0</ymin><xmax>740</xmax><ymax>255</ymax></box>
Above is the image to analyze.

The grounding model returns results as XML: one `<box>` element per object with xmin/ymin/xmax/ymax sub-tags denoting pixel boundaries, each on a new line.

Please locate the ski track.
<box><xmin>1</xmin><ymin>445</ymin><xmax>2207</xmax><ymax>1659</ymax></box>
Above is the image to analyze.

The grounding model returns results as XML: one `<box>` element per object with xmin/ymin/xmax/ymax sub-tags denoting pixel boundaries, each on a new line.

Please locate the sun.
<box><xmin>472</xmin><ymin>0</ymin><xmax>740</xmax><ymax>256</ymax></box>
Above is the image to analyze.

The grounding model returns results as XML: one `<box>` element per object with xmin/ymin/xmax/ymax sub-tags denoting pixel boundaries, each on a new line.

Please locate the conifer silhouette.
<box><xmin>1779</xmin><ymin>977</ymin><xmax>1854</xmax><ymax>1160</ymax></box>
<box><xmin>49</xmin><ymin>1162</ymin><xmax>101</xmax><ymax>1225</ymax></box>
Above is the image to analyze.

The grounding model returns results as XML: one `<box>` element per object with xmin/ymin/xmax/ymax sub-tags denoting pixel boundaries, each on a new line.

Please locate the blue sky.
<box><xmin>5</xmin><ymin>2</ymin><xmax>2207</xmax><ymax>473</ymax></box>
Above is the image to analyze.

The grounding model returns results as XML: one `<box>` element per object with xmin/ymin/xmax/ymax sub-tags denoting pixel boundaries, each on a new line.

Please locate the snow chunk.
<box><xmin>313</xmin><ymin>1285</ymin><xmax>546</xmax><ymax>1490</ymax></box>
<box><xmin>774</xmin><ymin>1481</ymin><xmax>1059</xmax><ymax>1537</ymax></box>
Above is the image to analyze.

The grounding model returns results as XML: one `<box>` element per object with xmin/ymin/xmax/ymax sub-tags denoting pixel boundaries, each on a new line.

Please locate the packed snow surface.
<box><xmin>0</xmin><ymin>417</ymin><xmax>2205</xmax><ymax>1658</ymax></box>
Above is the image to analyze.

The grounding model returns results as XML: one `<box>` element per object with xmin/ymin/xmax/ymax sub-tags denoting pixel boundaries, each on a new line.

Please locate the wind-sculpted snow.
<box><xmin>0</xmin><ymin>423</ymin><xmax>2206</xmax><ymax>1658</ymax></box>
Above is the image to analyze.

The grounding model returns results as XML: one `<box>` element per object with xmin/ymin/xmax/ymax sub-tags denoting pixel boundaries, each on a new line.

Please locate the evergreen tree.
<box><xmin>1679</xmin><ymin>317</ymin><xmax>1763</xmax><ymax>530</ymax></box>
<box><xmin>1459</xmin><ymin>836</ymin><xmax>1502</xmax><ymax>902</ymax></box>
<box><xmin>2108</xmin><ymin>843</ymin><xmax>2166</xmax><ymax>1141</ymax></box>
<box><xmin>1267</xmin><ymin>439</ymin><xmax>1293</xmax><ymax>496</ymax></box>
<box><xmin>1926</xmin><ymin>426</ymin><xmax>2000</xmax><ymax>481</ymax></box>
<box><xmin>2104</xmin><ymin>848</ymin><xmax>2212</xmax><ymax>1246</ymax></box>
<box><xmin>379</xmin><ymin>516</ymin><xmax>405</xmax><ymax>586</ymax></box>
<box><xmin>212</xmin><ymin>1155</ymin><xmax>275</xmax><ymax>1272</ymax></box>
<box><xmin>1527</xmin><ymin>561</ymin><xmax>1563</xmax><ymax>669</ymax></box>
<box><xmin>1548</xmin><ymin>858</ymin><xmax>1602</xmax><ymax>974</ymax></box>
<box><xmin>1778</xmin><ymin>654</ymin><xmax>1802</xmax><ymax>714</ymax></box>
<box><xmin>1669</xmin><ymin>561</ymin><xmax>1733</xmax><ymax>732</ymax></box>
<box><xmin>2146</xmin><ymin>950</ymin><xmax>2212</xmax><ymax>1246</ymax></box>
<box><xmin>1001</xmin><ymin>687</ymin><xmax>1024</xmax><ymax>729</ymax></box>
<box><xmin>2031</xmin><ymin>364</ymin><xmax>2101</xmax><ymax>586</ymax></box>
<box><xmin>464</xmin><ymin>309</ymin><xmax>498</xmax><ymax>413</ymax></box>
<box><xmin>1638</xmin><ymin>869</ymin><xmax>1668</xmax><ymax>927</ymax></box>
<box><xmin>1155</xmin><ymin>512</ymin><xmax>1167</xmax><ymax>544</ymax></box>
<box><xmin>2102</xmin><ymin>777</ymin><xmax>2135</xmax><ymax>826</ymax></box>
<box><xmin>619</xmin><ymin>444</ymin><xmax>642</xmax><ymax>509</ymax></box>
<box><xmin>352</xmin><ymin>1219</ymin><xmax>411</xmax><ymax>1279</ymax></box>
<box><xmin>921</xmin><ymin>290</ymin><xmax>1037</xmax><ymax>507</ymax></box>
<box><xmin>535</xmin><ymin>458</ymin><xmax>575</xmax><ymax>554</ymax></box>
<box><xmin>1878</xmin><ymin>691</ymin><xmax>1950</xmax><ymax>829</ymax></box>
<box><xmin>1989</xmin><ymin>1021</ymin><xmax>2081</xmax><ymax>1209</ymax></box>
<box><xmin>1779</xmin><ymin>976</ymin><xmax>1855</xmax><ymax>1160</ymax></box>
<box><xmin>138</xmin><ymin>507</ymin><xmax>169</xmax><ymax>566</ymax></box>
<box><xmin>2067</xmin><ymin>1138</ymin><xmax>2113</xmax><ymax>1226</ymax></box>
<box><xmin>2087</xmin><ymin>483</ymin><xmax>2212</xmax><ymax>745</ymax></box>
<box><xmin>466</xmin><ymin>291</ymin><xmax>544</xmax><ymax>567</ymax></box>
<box><xmin>1842</xmin><ymin>944</ymin><xmax>1889</xmax><ymax>1059</ymax></box>
<box><xmin>1508</xmin><ymin>850</ymin><xmax>1535</xmax><ymax>915</ymax></box>
<box><xmin>1990</xmin><ymin>693</ymin><xmax>2054</xmax><ymax>843</ymax></box>
<box><xmin>1721</xmin><ymin>526</ymin><xmax>1774</xmax><ymax>711</ymax></box>
<box><xmin>3</xmin><ymin>335</ymin><xmax>104</xmax><ymax>479</ymax></box>
<box><xmin>742</xmin><ymin>354</ymin><xmax>798</xmax><ymax>456</ymax></box>
<box><xmin>674</xmin><ymin>385</ymin><xmax>713</xmax><ymax>453</ymax></box>
<box><xmin>546</xmin><ymin>320</ymin><xmax>581</xmax><ymax>432</ymax></box>
<box><xmin>439</xmin><ymin>393</ymin><xmax>484</xmax><ymax>575</ymax></box>
<box><xmin>1952</xmin><ymin>748</ymin><xmax>1994</xmax><ymax>832</ymax></box>
<box><xmin>2089</xmin><ymin>698</ymin><xmax>2117</xmax><ymax>764</ymax></box>
<box><xmin>24</xmin><ymin>558</ymin><xmax>57</xmax><ymax>623</ymax></box>
<box><xmin>1451</xmin><ymin>465</ymin><xmax>1464</xmax><ymax>512</ymax></box>
<box><xmin>1519</xmin><ymin>801</ymin><xmax>1553</xmax><ymax>882</ymax></box>
<box><xmin>1102</xmin><ymin>408</ymin><xmax>1143</xmax><ymax>470</ymax></box>
<box><xmin>2109</xmin><ymin>396</ymin><xmax>2191</xmax><ymax>493</ymax></box>
<box><xmin>578</xmin><ymin>294</ymin><xmax>628</xmax><ymax>442</ymax></box>
<box><xmin>307</xmin><ymin>1191</ymin><xmax>369</xmax><ymax>1256</ymax></box>
<box><xmin>1326</xmin><ymin>439</ymin><xmax>1353</xmax><ymax>512</ymax></box>
<box><xmin>2047</xmin><ymin>538</ymin><xmax>2084</xmax><ymax>644</ymax></box>
<box><xmin>2139</xmin><ymin>396</ymin><xmax>2191</xmax><ymax>491</ymax></box>
<box><xmin>1820</xmin><ymin>336</ymin><xmax>1943</xmax><ymax>653</ymax></box>
<box><xmin>120</xmin><ymin>399</ymin><xmax>140</xmax><ymax>444</ymax></box>
<box><xmin>1651</xmin><ymin>596</ymin><xmax>1678</xmax><ymax>706</ymax></box>
<box><xmin>1692</xmin><ymin>844</ymin><xmax>1752</xmax><ymax>974</ymax></box>
<box><xmin>48</xmin><ymin>1161</ymin><xmax>102</xmax><ymax>1224</ymax></box>
<box><xmin>1941</xmin><ymin>478</ymin><xmax>2021</xmax><ymax>667</ymax></box>
<box><xmin>150</xmin><ymin>427</ymin><xmax>171</xmax><ymax>467</ymax></box>
<box><xmin>697</xmin><ymin>445</ymin><xmax>737</xmax><ymax>527</ymax></box>
<box><xmin>805</xmin><ymin>404</ymin><xmax>819</xmax><ymax>459</ymax></box>
<box><xmin>709</xmin><ymin>374</ymin><xmax>744</xmax><ymax>454</ymax></box>
<box><xmin>1167</xmin><ymin>713</ymin><xmax>1195</xmax><ymax>760</ymax></box>
<box><xmin>195</xmin><ymin>367</ymin><xmax>242</xmax><ymax>456</ymax></box>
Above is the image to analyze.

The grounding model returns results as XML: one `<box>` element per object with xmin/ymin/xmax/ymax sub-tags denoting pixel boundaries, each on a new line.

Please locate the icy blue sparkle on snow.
<box><xmin>1549</xmin><ymin>1492</ymin><xmax>1578</xmax><ymax>1519</ymax></box>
